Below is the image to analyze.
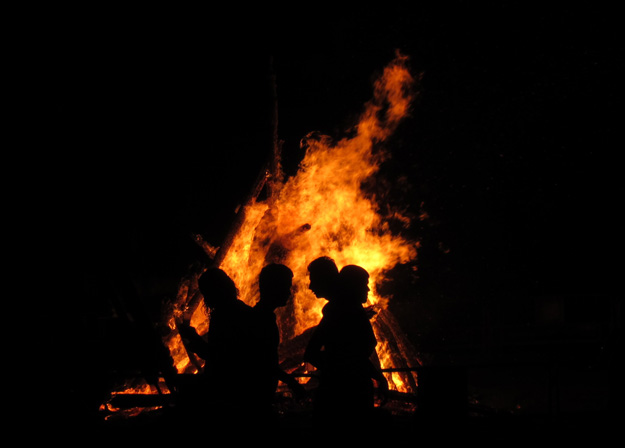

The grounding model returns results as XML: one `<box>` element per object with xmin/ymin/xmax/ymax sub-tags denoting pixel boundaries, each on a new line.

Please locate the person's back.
<box><xmin>250</xmin><ymin>303</ymin><xmax>280</xmax><ymax>404</ymax></box>
<box><xmin>249</xmin><ymin>263</ymin><xmax>305</xmax><ymax>424</ymax></box>
<box><xmin>319</xmin><ymin>302</ymin><xmax>376</xmax><ymax>377</ymax></box>
<box><xmin>178</xmin><ymin>268</ymin><xmax>255</xmax><ymax>418</ymax></box>
<box><xmin>205</xmin><ymin>296</ymin><xmax>254</xmax><ymax>391</ymax></box>
<box><xmin>321</xmin><ymin>265</ymin><xmax>378</xmax><ymax>424</ymax></box>
<box><xmin>304</xmin><ymin>256</ymin><xmax>340</xmax><ymax>368</ymax></box>
<box><xmin>331</xmin><ymin>265</ymin><xmax>377</xmax><ymax>364</ymax></box>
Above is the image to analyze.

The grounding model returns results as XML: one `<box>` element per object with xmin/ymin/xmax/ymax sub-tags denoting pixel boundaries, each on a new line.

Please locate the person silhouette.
<box><xmin>303</xmin><ymin>256</ymin><xmax>340</xmax><ymax>371</ymax></box>
<box><xmin>338</xmin><ymin>265</ymin><xmax>389</xmax><ymax>409</ymax></box>
<box><xmin>177</xmin><ymin>267</ymin><xmax>255</xmax><ymax>420</ymax></box>
<box><xmin>302</xmin><ymin>256</ymin><xmax>340</xmax><ymax>425</ymax></box>
<box><xmin>307</xmin><ymin>256</ymin><xmax>340</xmax><ymax>301</ymax></box>
<box><xmin>249</xmin><ymin>263</ymin><xmax>306</xmax><ymax>421</ymax></box>
<box><xmin>304</xmin><ymin>262</ymin><xmax>388</xmax><ymax>427</ymax></box>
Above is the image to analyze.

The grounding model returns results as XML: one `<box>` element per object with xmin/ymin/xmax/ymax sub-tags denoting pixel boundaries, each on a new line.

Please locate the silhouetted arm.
<box><xmin>367</xmin><ymin>360</ymin><xmax>389</xmax><ymax>404</ymax></box>
<box><xmin>177</xmin><ymin>322</ymin><xmax>210</xmax><ymax>360</ymax></box>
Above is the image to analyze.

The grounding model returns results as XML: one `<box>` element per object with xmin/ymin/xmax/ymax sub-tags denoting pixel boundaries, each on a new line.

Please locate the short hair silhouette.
<box><xmin>339</xmin><ymin>264</ymin><xmax>370</xmax><ymax>304</ymax></box>
<box><xmin>258</xmin><ymin>263</ymin><xmax>294</xmax><ymax>308</ymax></box>
<box><xmin>307</xmin><ymin>256</ymin><xmax>339</xmax><ymax>300</ymax></box>
<box><xmin>198</xmin><ymin>268</ymin><xmax>239</xmax><ymax>309</ymax></box>
<box><xmin>307</xmin><ymin>256</ymin><xmax>339</xmax><ymax>276</ymax></box>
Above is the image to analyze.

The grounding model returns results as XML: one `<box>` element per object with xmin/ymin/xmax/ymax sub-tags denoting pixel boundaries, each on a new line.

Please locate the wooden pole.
<box><xmin>210</xmin><ymin>55</ymin><xmax>282</xmax><ymax>269</ymax></box>
<box><xmin>183</xmin><ymin>56</ymin><xmax>282</xmax><ymax>319</ymax></box>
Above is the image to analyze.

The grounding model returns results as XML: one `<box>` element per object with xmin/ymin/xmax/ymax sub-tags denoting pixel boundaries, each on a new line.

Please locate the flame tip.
<box><xmin>164</xmin><ymin>53</ymin><xmax>420</xmax><ymax>394</ymax></box>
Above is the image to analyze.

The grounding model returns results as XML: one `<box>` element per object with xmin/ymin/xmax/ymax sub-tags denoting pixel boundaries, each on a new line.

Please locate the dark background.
<box><xmin>41</xmin><ymin>5</ymin><xmax>621</xmax><ymax>295</ymax></box>
<box><xmin>30</xmin><ymin>3</ymin><xmax>620</xmax><ymax>431</ymax></box>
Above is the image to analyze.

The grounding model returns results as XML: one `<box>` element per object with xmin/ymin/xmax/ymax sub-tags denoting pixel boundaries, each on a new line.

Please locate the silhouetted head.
<box><xmin>339</xmin><ymin>265</ymin><xmax>370</xmax><ymax>304</ymax></box>
<box><xmin>198</xmin><ymin>268</ymin><xmax>239</xmax><ymax>309</ymax></box>
<box><xmin>258</xmin><ymin>263</ymin><xmax>294</xmax><ymax>309</ymax></box>
<box><xmin>307</xmin><ymin>256</ymin><xmax>339</xmax><ymax>300</ymax></box>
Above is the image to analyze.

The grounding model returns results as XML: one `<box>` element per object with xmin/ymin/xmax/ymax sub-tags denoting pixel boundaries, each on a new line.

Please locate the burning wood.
<box><xmin>168</xmin><ymin>51</ymin><xmax>421</xmax><ymax>389</ymax></box>
<box><xmin>106</xmin><ymin>51</ymin><xmax>422</xmax><ymax>420</ymax></box>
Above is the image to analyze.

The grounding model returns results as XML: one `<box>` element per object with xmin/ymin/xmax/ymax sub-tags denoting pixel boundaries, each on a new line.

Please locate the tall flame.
<box><xmin>170</xmin><ymin>51</ymin><xmax>420</xmax><ymax>392</ymax></box>
<box><xmin>223</xmin><ymin>51</ymin><xmax>416</xmax><ymax>326</ymax></box>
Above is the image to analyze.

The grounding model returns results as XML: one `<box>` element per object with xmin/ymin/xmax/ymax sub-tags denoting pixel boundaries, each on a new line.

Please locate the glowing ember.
<box><xmin>101</xmin><ymin>378</ymin><xmax>172</xmax><ymax>419</ymax></box>
<box><xmin>169</xmin><ymin>51</ymin><xmax>420</xmax><ymax>393</ymax></box>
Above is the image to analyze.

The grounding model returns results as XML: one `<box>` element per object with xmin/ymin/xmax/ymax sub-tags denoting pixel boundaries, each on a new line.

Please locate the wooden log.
<box><xmin>109</xmin><ymin>393</ymin><xmax>173</xmax><ymax>409</ymax></box>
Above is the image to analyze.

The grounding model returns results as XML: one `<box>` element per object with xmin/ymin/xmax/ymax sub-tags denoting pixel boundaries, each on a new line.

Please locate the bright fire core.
<box><xmin>169</xmin><ymin>51</ymin><xmax>420</xmax><ymax>394</ymax></box>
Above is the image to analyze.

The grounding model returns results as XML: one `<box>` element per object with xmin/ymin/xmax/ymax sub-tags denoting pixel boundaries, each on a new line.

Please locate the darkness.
<box><xmin>28</xmin><ymin>3</ymin><xmax>621</xmax><ymax>437</ymax></box>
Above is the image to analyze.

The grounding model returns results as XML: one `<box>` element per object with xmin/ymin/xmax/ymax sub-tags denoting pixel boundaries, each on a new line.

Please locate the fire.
<box><xmin>101</xmin><ymin>378</ymin><xmax>172</xmax><ymax>419</ymax></box>
<box><xmin>169</xmin><ymin>51</ymin><xmax>420</xmax><ymax>393</ymax></box>
<box><xmin>225</xmin><ymin>52</ymin><xmax>415</xmax><ymax>314</ymax></box>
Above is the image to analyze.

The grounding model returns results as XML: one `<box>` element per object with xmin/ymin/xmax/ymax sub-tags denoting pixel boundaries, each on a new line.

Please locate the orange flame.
<box><xmin>224</xmin><ymin>51</ymin><xmax>416</xmax><ymax>320</ymax></box>
<box><xmin>169</xmin><ymin>51</ymin><xmax>420</xmax><ymax>392</ymax></box>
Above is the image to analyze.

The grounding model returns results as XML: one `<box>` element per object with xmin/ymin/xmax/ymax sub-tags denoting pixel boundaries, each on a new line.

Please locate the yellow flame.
<box><xmin>221</xmin><ymin>52</ymin><xmax>418</xmax><ymax>384</ymax></box>
<box><xmin>167</xmin><ymin>52</ymin><xmax>420</xmax><ymax>392</ymax></box>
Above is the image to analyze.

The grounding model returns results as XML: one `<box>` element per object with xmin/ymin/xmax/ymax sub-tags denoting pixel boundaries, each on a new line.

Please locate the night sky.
<box><xmin>31</xmin><ymin>4</ymin><xmax>620</xmax><ymax>426</ymax></box>
<box><xmin>41</xmin><ymin>5</ymin><xmax>619</xmax><ymax>296</ymax></box>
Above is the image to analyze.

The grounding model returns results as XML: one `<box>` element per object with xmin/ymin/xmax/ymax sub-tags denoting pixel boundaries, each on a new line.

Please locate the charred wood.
<box><xmin>109</xmin><ymin>393</ymin><xmax>174</xmax><ymax>410</ymax></box>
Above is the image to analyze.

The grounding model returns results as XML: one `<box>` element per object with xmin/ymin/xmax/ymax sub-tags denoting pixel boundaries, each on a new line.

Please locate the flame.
<box><xmin>168</xmin><ymin>51</ymin><xmax>420</xmax><ymax>393</ymax></box>
<box><xmin>223</xmin><ymin>52</ymin><xmax>419</xmax><ymax>389</ymax></box>
<box><xmin>101</xmin><ymin>378</ymin><xmax>171</xmax><ymax>419</ymax></box>
<box><xmin>224</xmin><ymin>52</ymin><xmax>416</xmax><ymax>324</ymax></box>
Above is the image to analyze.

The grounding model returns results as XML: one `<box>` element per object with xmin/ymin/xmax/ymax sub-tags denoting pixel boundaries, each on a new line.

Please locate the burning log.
<box><xmin>104</xmin><ymin>52</ymin><xmax>423</xmax><ymax>423</ymax></box>
<box><xmin>212</xmin><ymin>162</ymin><xmax>272</xmax><ymax>268</ymax></box>
<box><xmin>108</xmin><ymin>393</ymin><xmax>174</xmax><ymax>410</ymax></box>
<box><xmin>168</xmin><ymin>51</ymin><xmax>421</xmax><ymax>390</ymax></box>
<box><xmin>213</xmin><ymin>57</ymin><xmax>283</xmax><ymax>268</ymax></box>
<box><xmin>179</xmin><ymin>58</ymin><xmax>284</xmax><ymax>322</ymax></box>
<box><xmin>373</xmin><ymin>309</ymin><xmax>420</xmax><ymax>392</ymax></box>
